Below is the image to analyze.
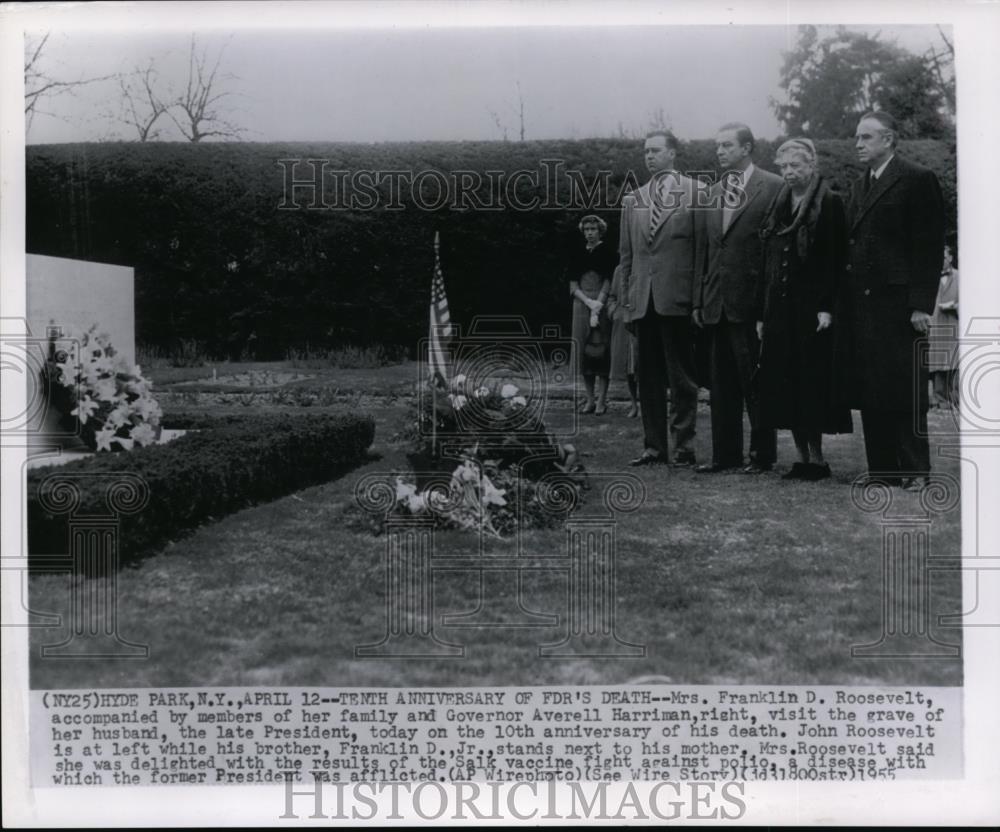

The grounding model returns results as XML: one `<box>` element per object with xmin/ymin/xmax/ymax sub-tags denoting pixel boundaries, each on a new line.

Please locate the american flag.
<box><xmin>428</xmin><ymin>232</ymin><xmax>453</xmax><ymax>385</ymax></box>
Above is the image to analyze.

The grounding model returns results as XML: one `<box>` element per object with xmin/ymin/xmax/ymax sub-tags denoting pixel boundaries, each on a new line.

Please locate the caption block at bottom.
<box><xmin>31</xmin><ymin>685</ymin><xmax>961</xmax><ymax>785</ymax></box>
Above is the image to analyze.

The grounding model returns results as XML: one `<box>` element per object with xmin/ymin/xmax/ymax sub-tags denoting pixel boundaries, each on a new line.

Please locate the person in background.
<box><xmin>608</xmin><ymin>264</ymin><xmax>640</xmax><ymax>417</ymax></box>
<box><xmin>693</xmin><ymin>122</ymin><xmax>783</xmax><ymax>474</ymax></box>
<box><xmin>929</xmin><ymin>234</ymin><xmax>959</xmax><ymax>409</ymax></box>
<box><xmin>566</xmin><ymin>214</ymin><xmax>618</xmax><ymax>415</ymax></box>
<box><xmin>755</xmin><ymin>138</ymin><xmax>853</xmax><ymax>481</ymax></box>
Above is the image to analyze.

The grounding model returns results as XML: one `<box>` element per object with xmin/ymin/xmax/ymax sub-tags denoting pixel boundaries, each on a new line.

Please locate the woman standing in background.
<box><xmin>566</xmin><ymin>214</ymin><xmax>618</xmax><ymax>415</ymax></box>
<box><xmin>929</xmin><ymin>234</ymin><xmax>959</xmax><ymax>409</ymax></box>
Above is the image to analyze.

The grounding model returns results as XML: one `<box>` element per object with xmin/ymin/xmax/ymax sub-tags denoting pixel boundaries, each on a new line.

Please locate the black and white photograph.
<box><xmin>2</xmin><ymin>0</ymin><xmax>998</xmax><ymax>826</ymax></box>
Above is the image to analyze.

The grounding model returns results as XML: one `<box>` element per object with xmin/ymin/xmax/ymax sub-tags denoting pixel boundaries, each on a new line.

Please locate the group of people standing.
<box><xmin>565</xmin><ymin>112</ymin><xmax>950</xmax><ymax>490</ymax></box>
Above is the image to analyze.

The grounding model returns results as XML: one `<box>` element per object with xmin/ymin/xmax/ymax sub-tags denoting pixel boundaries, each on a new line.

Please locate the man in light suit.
<box><xmin>618</xmin><ymin>130</ymin><xmax>703</xmax><ymax>466</ymax></box>
<box><xmin>842</xmin><ymin>111</ymin><xmax>944</xmax><ymax>491</ymax></box>
<box><xmin>693</xmin><ymin>123</ymin><xmax>783</xmax><ymax>473</ymax></box>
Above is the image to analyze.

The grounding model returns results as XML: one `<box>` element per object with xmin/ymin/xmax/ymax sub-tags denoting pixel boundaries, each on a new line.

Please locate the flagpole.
<box><xmin>431</xmin><ymin>232</ymin><xmax>439</xmax><ymax>459</ymax></box>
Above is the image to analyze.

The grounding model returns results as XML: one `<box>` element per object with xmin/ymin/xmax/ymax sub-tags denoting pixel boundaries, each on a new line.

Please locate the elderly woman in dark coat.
<box><xmin>755</xmin><ymin>138</ymin><xmax>852</xmax><ymax>480</ymax></box>
<box><xmin>566</xmin><ymin>214</ymin><xmax>618</xmax><ymax>414</ymax></box>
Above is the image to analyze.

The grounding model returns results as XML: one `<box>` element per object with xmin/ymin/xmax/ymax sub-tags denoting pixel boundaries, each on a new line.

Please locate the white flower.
<box><xmin>94</xmin><ymin>378</ymin><xmax>117</xmax><ymax>402</ymax></box>
<box><xmin>501</xmin><ymin>384</ymin><xmax>519</xmax><ymax>399</ymax></box>
<box><xmin>395</xmin><ymin>477</ymin><xmax>417</xmax><ymax>502</ymax></box>
<box><xmin>451</xmin><ymin>373</ymin><xmax>466</xmax><ymax>391</ymax></box>
<box><xmin>55</xmin><ymin>361</ymin><xmax>79</xmax><ymax>386</ymax></box>
<box><xmin>91</xmin><ymin>354</ymin><xmax>115</xmax><ymax>375</ymax></box>
<box><xmin>70</xmin><ymin>397</ymin><xmax>99</xmax><ymax>424</ymax></box>
<box><xmin>406</xmin><ymin>494</ymin><xmax>427</xmax><ymax>514</ymax></box>
<box><xmin>454</xmin><ymin>461</ymin><xmax>479</xmax><ymax>484</ymax></box>
<box><xmin>474</xmin><ymin>387</ymin><xmax>490</xmax><ymax>399</ymax></box>
<box><xmin>131</xmin><ymin>396</ymin><xmax>158</xmax><ymax>420</ymax></box>
<box><xmin>111</xmin><ymin>434</ymin><xmax>134</xmax><ymax>451</ymax></box>
<box><xmin>94</xmin><ymin>426</ymin><xmax>116</xmax><ymax>452</ymax></box>
<box><xmin>130</xmin><ymin>422</ymin><xmax>156</xmax><ymax>446</ymax></box>
<box><xmin>54</xmin><ymin>326</ymin><xmax>162</xmax><ymax>453</ymax></box>
<box><xmin>481</xmin><ymin>475</ymin><xmax>507</xmax><ymax>507</ymax></box>
<box><xmin>511</xmin><ymin>395</ymin><xmax>527</xmax><ymax>407</ymax></box>
<box><xmin>449</xmin><ymin>393</ymin><xmax>468</xmax><ymax>411</ymax></box>
<box><xmin>105</xmin><ymin>404</ymin><xmax>129</xmax><ymax>429</ymax></box>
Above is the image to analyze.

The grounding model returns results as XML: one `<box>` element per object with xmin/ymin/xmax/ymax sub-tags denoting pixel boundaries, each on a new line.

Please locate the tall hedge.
<box><xmin>26</xmin><ymin>138</ymin><xmax>956</xmax><ymax>358</ymax></box>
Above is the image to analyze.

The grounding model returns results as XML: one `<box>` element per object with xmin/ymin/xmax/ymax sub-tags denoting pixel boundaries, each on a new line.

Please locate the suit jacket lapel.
<box><xmin>637</xmin><ymin>181</ymin><xmax>654</xmax><ymax>244</ymax></box>
<box><xmin>721</xmin><ymin>169</ymin><xmax>763</xmax><ymax>238</ymax></box>
<box><xmin>649</xmin><ymin>175</ymin><xmax>684</xmax><ymax>239</ymax></box>
<box><xmin>851</xmin><ymin>156</ymin><xmax>902</xmax><ymax>230</ymax></box>
<box><xmin>710</xmin><ymin>182</ymin><xmax>725</xmax><ymax>241</ymax></box>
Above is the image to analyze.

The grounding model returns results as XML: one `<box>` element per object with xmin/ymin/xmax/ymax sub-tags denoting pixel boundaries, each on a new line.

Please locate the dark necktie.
<box><xmin>722</xmin><ymin>171</ymin><xmax>741</xmax><ymax>232</ymax></box>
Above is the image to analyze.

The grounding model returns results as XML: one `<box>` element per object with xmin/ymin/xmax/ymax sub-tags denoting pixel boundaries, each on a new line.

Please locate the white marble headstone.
<box><xmin>27</xmin><ymin>254</ymin><xmax>135</xmax><ymax>365</ymax></box>
<box><xmin>25</xmin><ymin>254</ymin><xmax>136</xmax><ymax>451</ymax></box>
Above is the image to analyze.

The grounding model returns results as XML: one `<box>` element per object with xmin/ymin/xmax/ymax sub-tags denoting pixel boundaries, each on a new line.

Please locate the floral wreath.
<box><xmin>47</xmin><ymin>324</ymin><xmax>162</xmax><ymax>451</ymax></box>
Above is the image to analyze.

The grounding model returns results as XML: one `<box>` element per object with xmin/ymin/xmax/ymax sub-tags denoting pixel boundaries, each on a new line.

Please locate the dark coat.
<box><xmin>839</xmin><ymin>155</ymin><xmax>945</xmax><ymax>412</ymax></box>
<box><xmin>756</xmin><ymin>177</ymin><xmax>853</xmax><ymax>434</ymax></box>
<box><xmin>694</xmin><ymin>165</ymin><xmax>784</xmax><ymax>324</ymax></box>
<box><xmin>565</xmin><ymin>238</ymin><xmax>617</xmax><ymax>376</ymax></box>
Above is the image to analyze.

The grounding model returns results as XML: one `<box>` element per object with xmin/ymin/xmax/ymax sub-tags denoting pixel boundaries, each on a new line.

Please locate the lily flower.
<box><xmin>70</xmin><ymin>397</ymin><xmax>99</xmax><ymax>424</ymax></box>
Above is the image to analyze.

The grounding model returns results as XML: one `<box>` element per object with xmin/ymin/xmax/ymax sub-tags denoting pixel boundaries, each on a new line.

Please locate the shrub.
<box><xmin>286</xmin><ymin>343</ymin><xmax>409</xmax><ymax>369</ymax></box>
<box><xmin>28</xmin><ymin>412</ymin><xmax>376</xmax><ymax>569</ymax></box>
<box><xmin>26</xmin><ymin>139</ymin><xmax>956</xmax><ymax>358</ymax></box>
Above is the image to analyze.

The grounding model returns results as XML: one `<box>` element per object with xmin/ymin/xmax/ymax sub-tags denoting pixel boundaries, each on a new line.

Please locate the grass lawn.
<box><xmin>28</xmin><ymin>364</ymin><xmax>963</xmax><ymax>688</ymax></box>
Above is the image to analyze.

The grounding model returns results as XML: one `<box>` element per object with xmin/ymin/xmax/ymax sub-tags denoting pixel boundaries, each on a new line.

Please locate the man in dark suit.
<box><xmin>693</xmin><ymin>123</ymin><xmax>784</xmax><ymax>473</ymax></box>
<box><xmin>843</xmin><ymin>111</ymin><xmax>945</xmax><ymax>490</ymax></box>
<box><xmin>618</xmin><ymin>130</ymin><xmax>703</xmax><ymax>466</ymax></box>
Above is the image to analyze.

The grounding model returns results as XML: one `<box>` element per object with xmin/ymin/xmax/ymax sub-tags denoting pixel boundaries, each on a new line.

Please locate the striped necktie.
<box><xmin>649</xmin><ymin>175</ymin><xmax>667</xmax><ymax>234</ymax></box>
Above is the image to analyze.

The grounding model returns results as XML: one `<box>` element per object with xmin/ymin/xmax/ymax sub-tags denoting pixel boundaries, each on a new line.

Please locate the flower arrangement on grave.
<box><xmin>390</xmin><ymin>375</ymin><xmax>586</xmax><ymax>538</ymax></box>
<box><xmin>45</xmin><ymin>324</ymin><xmax>162</xmax><ymax>452</ymax></box>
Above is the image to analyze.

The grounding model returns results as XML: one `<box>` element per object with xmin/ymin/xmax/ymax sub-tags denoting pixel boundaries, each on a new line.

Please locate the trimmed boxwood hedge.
<box><xmin>27</xmin><ymin>412</ymin><xmax>375</xmax><ymax>569</ymax></box>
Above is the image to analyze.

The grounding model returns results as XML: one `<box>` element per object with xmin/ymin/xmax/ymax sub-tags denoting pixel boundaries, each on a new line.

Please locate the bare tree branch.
<box><xmin>516</xmin><ymin>80</ymin><xmax>525</xmax><ymax>142</ymax></box>
<box><xmin>167</xmin><ymin>34</ymin><xmax>246</xmax><ymax>142</ymax></box>
<box><xmin>488</xmin><ymin>108</ymin><xmax>509</xmax><ymax>142</ymax></box>
<box><xmin>115</xmin><ymin>60</ymin><xmax>172</xmax><ymax>141</ymax></box>
<box><xmin>24</xmin><ymin>32</ymin><xmax>115</xmax><ymax>131</ymax></box>
<box><xmin>935</xmin><ymin>25</ymin><xmax>954</xmax><ymax>58</ymax></box>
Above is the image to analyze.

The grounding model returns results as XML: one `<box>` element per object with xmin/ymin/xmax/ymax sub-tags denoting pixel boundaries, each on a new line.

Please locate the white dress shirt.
<box><xmin>722</xmin><ymin>162</ymin><xmax>754</xmax><ymax>231</ymax></box>
<box><xmin>870</xmin><ymin>154</ymin><xmax>895</xmax><ymax>180</ymax></box>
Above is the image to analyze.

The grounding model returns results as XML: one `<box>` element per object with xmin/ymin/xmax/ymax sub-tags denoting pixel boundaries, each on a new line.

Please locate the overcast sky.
<box><xmin>26</xmin><ymin>24</ymin><xmax>947</xmax><ymax>144</ymax></box>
